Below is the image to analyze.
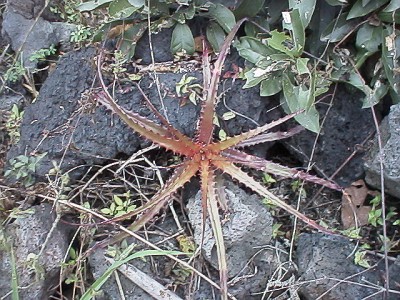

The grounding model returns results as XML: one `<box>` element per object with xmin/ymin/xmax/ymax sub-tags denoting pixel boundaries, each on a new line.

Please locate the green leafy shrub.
<box><xmin>4</xmin><ymin>153</ymin><xmax>47</xmax><ymax>187</ymax></box>
<box><xmin>5</xmin><ymin>104</ymin><xmax>24</xmax><ymax>144</ymax></box>
<box><xmin>76</xmin><ymin>0</ymin><xmax>263</xmax><ymax>59</ymax></box>
<box><xmin>29</xmin><ymin>45</ymin><xmax>57</xmax><ymax>63</ymax></box>
<box><xmin>235</xmin><ymin>0</ymin><xmax>399</xmax><ymax>132</ymax></box>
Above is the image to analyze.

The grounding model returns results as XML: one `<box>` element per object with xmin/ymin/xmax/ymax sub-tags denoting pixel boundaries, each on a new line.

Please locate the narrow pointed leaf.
<box><xmin>199</xmin><ymin>160</ymin><xmax>212</xmax><ymax>245</ymax></box>
<box><xmin>236</xmin><ymin>126</ymin><xmax>304</xmax><ymax>147</ymax></box>
<box><xmin>96</xmin><ymin>53</ymin><xmax>199</xmax><ymax>155</ymax></box>
<box><xmin>204</xmin><ymin>167</ymin><xmax>228</xmax><ymax>299</ymax></box>
<box><xmin>209</xmin><ymin>110</ymin><xmax>303</xmax><ymax>151</ymax></box>
<box><xmin>213</xmin><ymin>161</ymin><xmax>335</xmax><ymax>234</ymax></box>
<box><xmin>197</xmin><ymin>18</ymin><xmax>247</xmax><ymax>144</ymax></box>
<box><xmin>97</xmin><ymin>91</ymin><xmax>198</xmax><ymax>155</ymax></box>
<box><xmin>97</xmin><ymin>161</ymin><xmax>199</xmax><ymax>246</ymax></box>
<box><xmin>221</xmin><ymin>149</ymin><xmax>341</xmax><ymax>190</ymax></box>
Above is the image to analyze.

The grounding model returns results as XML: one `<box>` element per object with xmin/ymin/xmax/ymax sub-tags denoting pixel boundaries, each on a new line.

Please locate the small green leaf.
<box><xmin>126</xmin><ymin>206</ymin><xmax>136</xmax><ymax>213</ymax></box>
<box><xmin>286</xmin><ymin>9</ymin><xmax>305</xmax><ymax>55</ymax></box>
<box><xmin>113</xmin><ymin>195</ymin><xmax>124</xmax><ymax>206</ymax></box>
<box><xmin>289</xmin><ymin>0</ymin><xmax>316</xmax><ymax>28</ymax></box>
<box><xmin>109</xmin><ymin>0</ymin><xmax>141</xmax><ymax>18</ymax></box>
<box><xmin>189</xmin><ymin>91</ymin><xmax>197</xmax><ymax>105</ymax></box>
<box><xmin>382</xmin><ymin>27</ymin><xmax>400</xmax><ymax>95</ymax></box>
<box><xmin>347</xmin><ymin>0</ymin><xmax>390</xmax><ymax>20</ymax></box>
<box><xmin>76</xmin><ymin>0</ymin><xmax>113</xmax><ymax>11</ymax></box>
<box><xmin>172</xmin><ymin>3</ymin><xmax>196</xmax><ymax>22</ymax></box>
<box><xmin>243</xmin><ymin>68</ymin><xmax>269</xmax><ymax>88</ymax></box>
<box><xmin>100</xmin><ymin>208</ymin><xmax>112</xmax><ymax>215</ymax></box>
<box><xmin>354</xmin><ymin>250</ymin><xmax>371</xmax><ymax>268</ymax></box>
<box><xmin>222</xmin><ymin>112</ymin><xmax>236</xmax><ymax>121</ymax></box>
<box><xmin>218</xmin><ymin>129</ymin><xmax>227</xmax><ymax>141</ymax></box>
<box><xmin>282</xmin><ymin>76</ymin><xmax>320</xmax><ymax>133</ymax></box>
<box><xmin>259</xmin><ymin>76</ymin><xmax>282</xmax><ymax>96</ymax></box>
<box><xmin>234</xmin><ymin>37</ymin><xmax>275</xmax><ymax>64</ymax></box>
<box><xmin>296</xmin><ymin>58</ymin><xmax>310</xmax><ymax>75</ymax></box>
<box><xmin>267</xmin><ymin>30</ymin><xmax>294</xmax><ymax>57</ymax></box>
<box><xmin>206</xmin><ymin>22</ymin><xmax>226</xmax><ymax>53</ymax></box>
<box><xmin>11</xmin><ymin>104</ymin><xmax>20</xmax><ymax>116</ymax></box>
<box><xmin>356</xmin><ymin>24</ymin><xmax>382</xmax><ymax>53</ymax></box>
<box><xmin>114</xmin><ymin>211</ymin><xmax>125</xmax><ymax>217</ymax></box>
<box><xmin>208</xmin><ymin>3</ymin><xmax>236</xmax><ymax>33</ymax></box>
<box><xmin>170</xmin><ymin>23</ymin><xmax>195</xmax><ymax>55</ymax></box>
<box><xmin>263</xmin><ymin>173</ymin><xmax>277</xmax><ymax>184</ymax></box>
<box><xmin>234</xmin><ymin>0</ymin><xmax>265</xmax><ymax>19</ymax></box>
<box><xmin>362</xmin><ymin>80</ymin><xmax>389</xmax><ymax>108</ymax></box>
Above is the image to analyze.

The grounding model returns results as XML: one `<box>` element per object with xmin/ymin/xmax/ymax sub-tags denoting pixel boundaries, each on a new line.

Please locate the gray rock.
<box><xmin>365</xmin><ymin>103</ymin><xmax>400</xmax><ymax>198</ymax></box>
<box><xmin>5</xmin><ymin>0</ymin><xmax>48</xmax><ymax>20</ymax></box>
<box><xmin>296</xmin><ymin>233</ymin><xmax>400</xmax><ymax>300</ymax></box>
<box><xmin>88</xmin><ymin>215</ymin><xmax>182</xmax><ymax>300</ymax></box>
<box><xmin>187</xmin><ymin>181</ymin><xmax>285</xmax><ymax>298</ymax></box>
<box><xmin>284</xmin><ymin>86</ymin><xmax>374</xmax><ymax>187</ymax></box>
<box><xmin>2</xmin><ymin>8</ymin><xmax>75</xmax><ymax>69</ymax></box>
<box><xmin>135</xmin><ymin>27</ymin><xmax>175</xmax><ymax>64</ymax></box>
<box><xmin>0</xmin><ymin>0</ymin><xmax>7</xmax><ymax>49</ymax></box>
<box><xmin>0</xmin><ymin>203</ymin><xmax>70</xmax><ymax>299</ymax></box>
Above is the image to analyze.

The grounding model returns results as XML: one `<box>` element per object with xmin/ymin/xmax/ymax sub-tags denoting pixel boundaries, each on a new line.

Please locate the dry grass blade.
<box><xmin>104</xmin><ymin>256</ymin><xmax>184</xmax><ymax>300</ymax></box>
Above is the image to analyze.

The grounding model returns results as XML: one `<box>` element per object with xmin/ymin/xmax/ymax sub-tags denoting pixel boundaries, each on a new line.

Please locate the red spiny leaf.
<box><xmin>99</xmin><ymin>160</ymin><xmax>199</xmax><ymax>246</ymax></box>
<box><xmin>212</xmin><ymin>160</ymin><xmax>336</xmax><ymax>234</ymax></box>
<box><xmin>202</xmin><ymin>163</ymin><xmax>228</xmax><ymax>299</ymax></box>
<box><xmin>209</xmin><ymin>110</ymin><xmax>304</xmax><ymax>152</ymax></box>
<box><xmin>236</xmin><ymin>125</ymin><xmax>304</xmax><ymax>147</ymax></box>
<box><xmin>96</xmin><ymin>53</ymin><xmax>199</xmax><ymax>156</ymax></box>
<box><xmin>221</xmin><ymin>148</ymin><xmax>341</xmax><ymax>190</ymax></box>
<box><xmin>197</xmin><ymin>18</ymin><xmax>247</xmax><ymax>144</ymax></box>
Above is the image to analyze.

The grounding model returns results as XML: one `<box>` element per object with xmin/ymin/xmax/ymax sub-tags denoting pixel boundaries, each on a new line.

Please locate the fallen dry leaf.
<box><xmin>341</xmin><ymin>179</ymin><xmax>378</xmax><ymax>229</ymax></box>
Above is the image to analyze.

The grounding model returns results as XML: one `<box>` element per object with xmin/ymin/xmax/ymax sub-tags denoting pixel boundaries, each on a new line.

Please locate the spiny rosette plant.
<box><xmin>94</xmin><ymin>19</ymin><xmax>341</xmax><ymax>299</ymax></box>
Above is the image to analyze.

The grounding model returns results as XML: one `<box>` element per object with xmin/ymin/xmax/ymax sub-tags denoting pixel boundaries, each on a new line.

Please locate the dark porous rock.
<box><xmin>0</xmin><ymin>93</ymin><xmax>25</xmax><ymax>111</ymax></box>
<box><xmin>0</xmin><ymin>203</ymin><xmax>71</xmax><ymax>299</ymax></box>
<box><xmin>5</xmin><ymin>47</ymin><xmax>110</xmax><ymax>180</ymax></box>
<box><xmin>284</xmin><ymin>86</ymin><xmax>374</xmax><ymax>187</ymax></box>
<box><xmin>6</xmin><ymin>47</ymin><xmax>157</xmax><ymax>181</ymax></box>
<box><xmin>134</xmin><ymin>27</ymin><xmax>175</xmax><ymax>64</ymax></box>
<box><xmin>364</xmin><ymin>103</ymin><xmax>400</xmax><ymax>198</ymax></box>
<box><xmin>296</xmin><ymin>233</ymin><xmax>400</xmax><ymax>300</ymax></box>
<box><xmin>187</xmin><ymin>181</ymin><xmax>285</xmax><ymax>298</ymax></box>
<box><xmin>6</xmin><ymin>45</ymin><xmax>276</xmax><ymax>182</ymax></box>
